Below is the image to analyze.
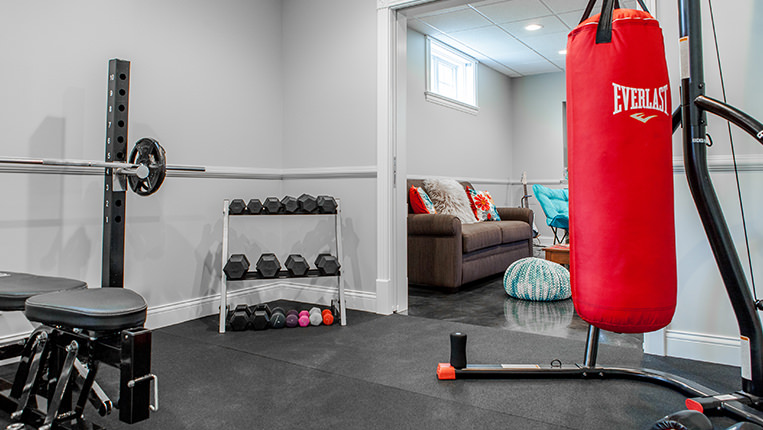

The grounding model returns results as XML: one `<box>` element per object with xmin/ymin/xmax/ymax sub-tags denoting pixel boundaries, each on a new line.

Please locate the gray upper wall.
<box><xmin>0</xmin><ymin>0</ymin><xmax>285</xmax><ymax>168</ymax></box>
<box><xmin>406</xmin><ymin>29</ymin><xmax>514</xmax><ymax>181</ymax></box>
<box><xmin>282</xmin><ymin>0</ymin><xmax>378</xmax><ymax>169</ymax></box>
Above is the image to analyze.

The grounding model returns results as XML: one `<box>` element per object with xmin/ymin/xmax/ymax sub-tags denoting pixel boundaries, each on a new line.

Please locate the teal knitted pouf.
<box><xmin>503</xmin><ymin>257</ymin><xmax>571</xmax><ymax>301</ymax></box>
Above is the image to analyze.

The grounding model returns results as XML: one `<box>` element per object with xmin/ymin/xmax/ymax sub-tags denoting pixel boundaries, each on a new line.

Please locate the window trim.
<box><xmin>425</xmin><ymin>36</ymin><xmax>479</xmax><ymax>114</ymax></box>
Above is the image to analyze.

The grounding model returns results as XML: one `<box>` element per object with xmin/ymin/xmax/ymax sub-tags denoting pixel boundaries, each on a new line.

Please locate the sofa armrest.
<box><xmin>496</xmin><ymin>207</ymin><xmax>534</xmax><ymax>225</ymax></box>
<box><xmin>407</xmin><ymin>214</ymin><xmax>462</xmax><ymax>236</ymax></box>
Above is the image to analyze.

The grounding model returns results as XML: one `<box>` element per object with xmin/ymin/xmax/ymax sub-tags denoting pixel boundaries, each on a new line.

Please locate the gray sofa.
<box><xmin>407</xmin><ymin>179</ymin><xmax>534</xmax><ymax>291</ymax></box>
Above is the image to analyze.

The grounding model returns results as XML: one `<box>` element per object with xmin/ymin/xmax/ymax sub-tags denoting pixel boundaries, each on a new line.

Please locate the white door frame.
<box><xmin>376</xmin><ymin>0</ymin><xmax>415</xmax><ymax>315</ymax></box>
<box><xmin>376</xmin><ymin>0</ymin><xmax>471</xmax><ymax>315</ymax></box>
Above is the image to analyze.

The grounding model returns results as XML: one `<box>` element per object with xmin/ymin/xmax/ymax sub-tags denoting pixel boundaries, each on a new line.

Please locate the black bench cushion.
<box><xmin>25</xmin><ymin>288</ymin><xmax>147</xmax><ymax>331</ymax></box>
<box><xmin>0</xmin><ymin>272</ymin><xmax>87</xmax><ymax>311</ymax></box>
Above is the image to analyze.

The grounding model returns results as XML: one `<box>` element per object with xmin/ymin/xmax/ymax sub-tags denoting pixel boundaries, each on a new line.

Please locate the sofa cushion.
<box><xmin>461</xmin><ymin>222</ymin><xmax>502</xmax><ymax>253</ymax></box>
<box><xmin>497</xmin><ymin>221</ymin><xmax>532</xmax><ymax>244</ymax></box>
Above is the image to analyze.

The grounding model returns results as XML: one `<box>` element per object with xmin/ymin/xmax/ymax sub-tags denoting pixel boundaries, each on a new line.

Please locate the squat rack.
<box><xmin>0</xmin><ymin>59</ymin><xmax>206</xmax><ymax>288</ymax></box>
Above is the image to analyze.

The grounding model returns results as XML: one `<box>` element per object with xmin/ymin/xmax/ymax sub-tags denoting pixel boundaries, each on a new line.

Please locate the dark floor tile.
<box><xmin>408</xmin><ymin>274</ymin><xmax>643</xmax><ymax>349</ymax></box>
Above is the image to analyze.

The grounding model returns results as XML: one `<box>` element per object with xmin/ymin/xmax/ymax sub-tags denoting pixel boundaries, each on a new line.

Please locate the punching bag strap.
<box><xmin>579</xmin><ymin>0</ymin><xmax>631</xmax><ymax>45</ymax></box>
<box><xmin>580</xmin><ymin>0</ymin><xmax>618</xmax><ymax>23</ymax></box>
<box><xmin>595</xmin><ymin>0</ymin><xmax>616</xmax><ymax>44</ymax></box>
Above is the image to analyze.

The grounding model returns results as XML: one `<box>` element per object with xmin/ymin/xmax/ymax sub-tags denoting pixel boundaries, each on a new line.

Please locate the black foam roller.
<box><xmin>450</xmin><ymin>332</ymin><xmax>467</xmax><ymax>369</ymax></box>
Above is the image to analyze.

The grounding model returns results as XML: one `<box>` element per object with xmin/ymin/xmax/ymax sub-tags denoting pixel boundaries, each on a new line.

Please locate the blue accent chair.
<box><xmin>532</xmin><ymin>184</ymin><xmax>569</xmax><ymax>244</ymax></box>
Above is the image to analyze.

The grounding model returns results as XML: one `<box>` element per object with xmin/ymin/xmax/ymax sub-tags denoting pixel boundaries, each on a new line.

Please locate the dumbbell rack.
<box><xmin>218</xmin><ymin>198</ymin><xmax>347</xmax><ymax>333</ymax></box>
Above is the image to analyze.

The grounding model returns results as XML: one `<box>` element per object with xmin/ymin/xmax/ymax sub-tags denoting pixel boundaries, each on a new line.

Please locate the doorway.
<box><xmin>376</xmin><ymin>1</ymin><xmax>653</xmax><ymax>349</ymax></box>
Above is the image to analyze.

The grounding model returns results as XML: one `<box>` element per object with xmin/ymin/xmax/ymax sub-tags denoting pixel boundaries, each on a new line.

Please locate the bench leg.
<box><xmin>39</xmin><ymin>340</ymin><xmax>78</xmax><ymax>430</ymax></box>
<box><xmin>74</xmin><ymin>358</ymin><xmax>112</xmax><ymax>417</ymax></box>
<box><xmin>11</xmin><ymin>330</ymin><xmax>48</xmax><ymax>420</ymax></box>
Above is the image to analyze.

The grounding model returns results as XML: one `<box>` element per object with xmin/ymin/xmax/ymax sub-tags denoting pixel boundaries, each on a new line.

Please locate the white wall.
<box><xmin>0</xmin><ymin>0</ymin><xmax>286</xmax><ymax>337</ymax></box>
<box><xmin>509</xmin><ymin>72</ymin><xmax>566</xmax><ymax>243</ymax></box>
<box><xmin>281</xmin><ymin>0</ymin><xmax>377</xmax><ymax>169</ymax></box>
<box><xmin>280</xmin><ymin>0</ymin><xmax>378</xmax><ymax>305</ymax></box>
<box><xmin>406</xmin><ymin>29</ymin><xmax>514</xmax><ymax>204</ymax></box>
<box><xmin>510</xmin><ymin>72</ymin><xmax>566</xmax><ymax>182</ymax></box>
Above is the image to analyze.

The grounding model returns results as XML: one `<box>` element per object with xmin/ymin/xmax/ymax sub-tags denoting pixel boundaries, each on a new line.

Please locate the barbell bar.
<box><xmin>0</xmin><ymin>157</ymin><xmax>204</xmax><ymax>177</ymax></box>
<box><xmin>0</xmin><ymin>157</ymin><xmax>152</xmax><ymax>178</ymax></box>
<box><xmin>0</xmin><ymin>138</ymin><xmax>205</xmax><ymax>196</ymax></box>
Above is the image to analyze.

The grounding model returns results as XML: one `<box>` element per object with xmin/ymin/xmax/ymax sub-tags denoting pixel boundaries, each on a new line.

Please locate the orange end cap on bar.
<box><xmin>437</xmin><ymin>363</ymin><xmax>456</xmax><ymax>380</ymax></box>
<box><xmin>685</xmin><ymin>398</ymin><xmax>703</xmax><ymax>412</ymax></box>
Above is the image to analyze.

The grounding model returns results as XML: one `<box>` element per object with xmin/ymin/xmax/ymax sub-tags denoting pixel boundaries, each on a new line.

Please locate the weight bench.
<box><xmin>0</xmin><ymin>272</ymin><xmax>156</xmax><ymax>430</ymax></box>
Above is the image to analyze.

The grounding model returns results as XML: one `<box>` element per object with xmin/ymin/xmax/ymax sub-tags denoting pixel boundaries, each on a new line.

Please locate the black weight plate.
<box><xmin>128</xmin><ymin>137</ymin><xmax>167</xmax><ymax>196</ymax></box>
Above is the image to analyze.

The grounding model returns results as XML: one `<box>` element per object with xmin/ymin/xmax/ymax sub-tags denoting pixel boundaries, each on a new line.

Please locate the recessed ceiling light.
<box><xmin>558</xmin><ymin>49</ymin><xmax>567</xmax><ymax>55</ymax></box>
<box><xmin>525</xmin><ymin>23</ymin><xmax>543</xmax><ymax>31</ymax></box>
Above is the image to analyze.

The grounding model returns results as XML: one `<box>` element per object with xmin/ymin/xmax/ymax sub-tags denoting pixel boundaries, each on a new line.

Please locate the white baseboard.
<box><xmin>662</xmin><ymin>329</ymin><xmax>742</xmax><ymax>367</ymax></box>
<box><xmin>145</xmin><ymin>283</ymin><xmax>377</xmax><ymax>330</ymax></box>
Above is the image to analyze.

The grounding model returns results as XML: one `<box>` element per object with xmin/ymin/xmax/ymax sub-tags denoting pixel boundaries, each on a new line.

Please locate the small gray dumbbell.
<box><xmin>309</xmin><ymin>307</ymin><xmax>323</xmax><ymax>326</ymax></box>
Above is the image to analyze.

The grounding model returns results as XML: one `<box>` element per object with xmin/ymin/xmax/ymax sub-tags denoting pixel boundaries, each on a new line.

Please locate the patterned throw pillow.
<box><xmin>466</xmin><ymin>187</ymin><xmax>501</xmax><ymax>221</ymax></box>
<box><xmin>409</xmin><ymin>186</ymin><xmax>437</xmax><ymax>214</ymax></box>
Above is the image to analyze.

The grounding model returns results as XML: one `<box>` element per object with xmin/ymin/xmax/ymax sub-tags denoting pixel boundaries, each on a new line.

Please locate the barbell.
<box><xmin>0</xmin><ymin>138</ymin><xmax>204</xmax><ymax>196</ymax></box>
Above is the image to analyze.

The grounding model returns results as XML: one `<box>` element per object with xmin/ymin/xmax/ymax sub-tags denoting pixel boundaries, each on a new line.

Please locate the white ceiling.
<box><xmin>407</xmin><ymin>0</ymin><xmax>639</xmax><ymax>78</ymax></box>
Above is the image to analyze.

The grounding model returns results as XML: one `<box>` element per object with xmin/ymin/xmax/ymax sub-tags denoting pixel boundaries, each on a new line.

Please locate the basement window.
<box><xmin>425</xmin><ymin>37</ymin><xmax>478</xmax><ymax>114</ymax></box>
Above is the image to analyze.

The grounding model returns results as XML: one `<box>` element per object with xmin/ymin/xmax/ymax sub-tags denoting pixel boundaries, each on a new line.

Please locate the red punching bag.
<box><xmin>566</xmin><ymin>3</ymin><xmax>676</xmax><ymax>333</ymax></box>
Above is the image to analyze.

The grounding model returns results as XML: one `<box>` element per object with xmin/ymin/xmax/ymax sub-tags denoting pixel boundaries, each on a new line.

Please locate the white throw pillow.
<box><xmin>422</xmin><ymin>178</ymin><xmax>477</xmax><ymax>224</ymax></box>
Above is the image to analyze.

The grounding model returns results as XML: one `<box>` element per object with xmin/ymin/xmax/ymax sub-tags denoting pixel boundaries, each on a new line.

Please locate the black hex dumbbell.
<box><xmin>263</xmin><ymin>197</ymin><xmax>282</xmax><ymax>214</ymax></box>
<box><xmin>224</xmin><ymin>254</ymin><xmax>250</xmax><ymax>279</ymax></box>
<box><xmin>227</xmin><ymin>304</ymin><xmax>252</xmax><ymax>331</ymax></box>
<box><xmin>247</xmin><ymin>199</ymin><xmax>263</xmax><ymax>215</ymax></box>
<box><xmin>298</xmin><ymin>194</ymin><xmax>318</xmax><ymax>213</ymax></box>
<box><xmin>315</xmin><ymin>253</ymin><xmax>340</xmax><ymax>276</ymax></box>
<box><xmin>256</xmin><ymin>253</ymin><xmax>281</xmax><ymax>278</ymax></box>
<box><xmin>251</xmin><ymin>304</ymin><xmax>272</xmax><ymax>330</ymax></box>
<box><xmin>316</xmin><ymin>195</ymin><xmax>337</xmax><ymax>214</ymax></box>
<box><xmin>269</xmin><ymin>307</ymin><xmax>286</xmax><ymax>329</ymax></box>
<box><xmin>229</xmin><ymin>199</ymin><xmax>247</xmax><ymax>215</ymax></box>
<box><xmin>281</xmin><ymin>196</ymin><xmax>299</xmax><ymax>214</ymax></box>
<box><xmin>285</xmin><ymin>254</ymin><xmax>310</xmax><ymax>277</ymax></box>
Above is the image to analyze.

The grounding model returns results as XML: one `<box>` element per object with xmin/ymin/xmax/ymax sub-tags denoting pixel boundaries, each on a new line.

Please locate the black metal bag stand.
<box><xmin>437</xmin><ymin>0</ymin><xmax>763</xmax><ymax>425</ymax></box>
